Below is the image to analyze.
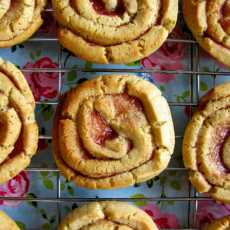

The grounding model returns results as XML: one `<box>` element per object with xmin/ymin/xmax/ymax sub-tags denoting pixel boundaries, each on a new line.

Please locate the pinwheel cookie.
<box><xmin>58</xmin><ymin>201</ymin><xmax>158</xmax><ymax>230</ymax></box>
<box><xmin>0</xmin><ymin>0</ymin><xmax>47</xmax><ymax>47</ymax></box>
<box><xmin>202</xmin><ymin>216</ymin><xmax>230</xmax><ymax>230</ymax></box>
<box><xmin>0</xmin><ymin>57</ymin><xmax>38</xmax><ymax>184</ymax></box>
<box><xmin>0</xmin><ymin>211</ymin><xmax>20</xmax><ymax>230</ymax></box>
<box><xmin>183</xmin><ymin>83</ymin><xmax>230</xmax><ymax>203</ymax></box>
<box><xmin>52</xmin><ymin>0</ymin><xmax>178</xmax><ymax>64</ymax></box>
<box><xmin>183</xmin><ymin>0</ymin><xmax>230</xmax><ymax>67</ymax></box>
<box><xmin>53</xmin><ymin>75</ymin><xmax>175</xmax><ymax>189</ymax></box>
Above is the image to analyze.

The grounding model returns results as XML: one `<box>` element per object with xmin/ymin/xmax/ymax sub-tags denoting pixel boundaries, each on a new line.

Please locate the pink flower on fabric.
<box><xmin>23</xmin><ymin>57</ymin><xmax>60</xmax><ymax>101</ymax></box>
<box><xmin>0</xmin><ymin>171</ymin><xmax>30</xmax><ymax>207</ymax></box>
<box><xmin>143</xmin><ymin>204</ymin><xmax>180</xmax><ymax>228</ymax></box>
<box><xmin>141</xmin><ymin>27</ymin><xmax>185</xmax><ymax>83</ymax></box>
<box><xmin>197</xmin><ymin>201</ymin><xmax>230</xmax><ymax>228</ymax></box>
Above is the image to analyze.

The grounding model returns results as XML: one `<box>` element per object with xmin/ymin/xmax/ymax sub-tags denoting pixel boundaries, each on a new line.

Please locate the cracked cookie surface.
<box><xmin>0</xmin><ymin>0</ymin><xmax>46</xmax><ymax>47</ymax></box>
<box><xmin>183</xmin><ymin>0</ymin><xmax>230</xmax><ymax>67</ymax></box>
<box><xmin>183</xmin><ymin>82</ymin><xmax>230</xmax><ymax>203</ymax></box>
<box><xmin>53</xmin><ymin>75</ymin><xmax>175</xmax><ymax>189</ymax></box>
<box><xmin>0</xmin><ymin>57</ymin><xmax>38</xmax><ymax>184</ymax></box>
<box><xmin>58</xmin><ymin>201</ymin><xmax>158</xmax><ymax>230</ymax></box>
<box><xmin>52</xmin><ymin>0</ymin><xmax>178</xmax><ymax>64</ymax></box>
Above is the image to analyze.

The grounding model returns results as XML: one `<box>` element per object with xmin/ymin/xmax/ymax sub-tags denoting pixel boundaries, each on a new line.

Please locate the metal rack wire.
<box><xmin>1</xmin><ymin>5</ymin><xmax>229</xmax><ymax>230</ymax></box>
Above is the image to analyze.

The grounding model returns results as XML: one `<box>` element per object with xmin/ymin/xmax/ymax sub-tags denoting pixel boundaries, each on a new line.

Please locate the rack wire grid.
<box><xmin>1</xmin><ymin>2</ymin><xmax>229</xmax><ymax>230</ymax></box>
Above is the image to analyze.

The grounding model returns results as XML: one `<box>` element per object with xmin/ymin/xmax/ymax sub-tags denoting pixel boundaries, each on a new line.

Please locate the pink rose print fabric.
<box><xmin>0</xmin><ymin>171</ymin><xmax>30</xmax><ymax>207</ymax></box>
<box><xmin>23</xmin><ymin>57</ymin><xmax>60</xmax><ymax>101</ymax></box>
<box><xmin>143</xmin><ymin>204</ymin><xmax>180</xmax><ymax>229</ymax></box>
<box><xmin>141</xmin><ymin>27</ymin><xmax>185</xmax><ymax>83</ymax></box>
<box><xmin>197</xmin><ymin>201</ymin><xmax>230</xmax><ymax>228</ymax></box>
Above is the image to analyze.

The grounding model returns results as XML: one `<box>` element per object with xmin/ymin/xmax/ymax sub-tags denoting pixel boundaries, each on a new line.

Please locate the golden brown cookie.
<box><xmin>0</xmin><ymin>0</ymin><xmax>47</xmax><ymax>48</ymax></box>
<box><xmin>0</xmin><ymin>57</ymin><xmax>38</xmax><ymax>184</ymax></box>
<box><xmin>202</xmin><ymin>216</ymin><xmax>230</xmax><ymax>230</ymax></box>
<box><xmin>53</xmin><ymin>75</ymin><xmax>175</xmax><ymax>189</ymax></box>
<box><xmin>52</xmin><ymin>0</ymin><xmax>178</xmax><ymax>64</ymax></box>
<box><xmin>183</xmin><ymin>0</ymin><xmax>230</xmax><ymax>67</ymax></box>
<box><xmin>183</xmin><ymin>82</ymin><xmax>230</xmax><ymax>203</ymax></box>
<box><xmin>58</xmin><ymin>201</ymin><xmax>158</xmax><ymax>230</ymax></box>
<box><xmin>0</xmin><ymin>211</ymin><xmax>20</xmax><ymax>230</ymax></box>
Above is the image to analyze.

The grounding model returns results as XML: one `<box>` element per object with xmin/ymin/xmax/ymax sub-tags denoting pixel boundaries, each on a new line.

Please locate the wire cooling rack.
<box><xmin>1</xmin><ymin>4</ymin><xmax>229</xmax><ymax>230</ymax></box>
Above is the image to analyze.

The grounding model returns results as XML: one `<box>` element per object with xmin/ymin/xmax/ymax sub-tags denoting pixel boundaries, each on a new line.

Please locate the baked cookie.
<box><xmin>0</xmin><ymin>57</ymin><xmax>38</xmax><ymax>184</ymax></box>
<box><xmin>58</xmin><ymin>201</ymin><xmax>158</xmax><ymax>230</ymax></box>
<box><xmin>183</xmin><ymin>0</ymin><xmax>230</xmax><ymax>67</ymax></box>
<box><xmin>202</xmin><ymin>216</ymin><xmax>230</xmax><ymax>230</ymax></box>
<box><xmin>53</xmin><ymin>75</ymin><xmax>175</xmax><ymax>189</ymax></box>
<box><xmin>52</xmin><ymin>0</ymin><xmax>178</xmax><ymax>64</ymax></box>
<box><xmin>0</xmin><ymin>0</ymin><xmax>47</xmax><ymax>47</ymax></box>
<box><xmin>0</xmin><ymin>211</ymin><xmax>20</xmax><ymax>230</ymax></box>
<box><xmin>183</xmin><ymin>83</ymin><xmax>230</xmax><ymax>203</ymax></box>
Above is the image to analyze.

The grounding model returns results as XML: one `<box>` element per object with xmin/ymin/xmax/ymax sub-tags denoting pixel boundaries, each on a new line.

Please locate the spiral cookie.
<box><xmin>58</xmin><ymin>201</ymin><xmax>158</xmax><ymax>230</ymax></box>
<box><xmin>0</xmin><ymin>57</ymin><xmax>38</xmax><ymax>184</ymax></box>
<box><xmin>0</xmin><ymin>0</ymin><xmax>47</xmax><ymax>47</ymax></box>
<box><xmin>52</xmin><ymin>0</ymin><xmax>178</xmax><ymax>64</ymax></box>
<box><xmin>183</xmin><ymin>83</ymin><xmax>230</xmax><ymax>203</ymax></box>
<box><xmin>202</xmin><ymin>216</ymin><xmax>230</xmax><ymax>230</ymax></box>
<box><xmin>0</xmin><ymin>211</ymin><xmax>20</xmax><ymax>230</ymax></box>
<box><xmin>53</xmin><ymin>75</ymin><xmax>175</xmax><ymax>189</ymax></box>
<box><xmin>183</xmin><ymin>0</ymin><xmax>230</xmax><ymax>67</ymax></box>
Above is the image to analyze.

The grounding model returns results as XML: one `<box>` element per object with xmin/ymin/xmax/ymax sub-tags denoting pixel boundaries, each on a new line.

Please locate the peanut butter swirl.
<box><xmin>52</xmin><ymin>0</ymin><xmax>178</xmax><ymax>64</ymax></box>
<box><xmin>58</xmin><ymin>202</ymin><xmax>158</xmax><ymax>230</ymax></box>
<box><xmin>0</xmin><ymin>0</ymin><xmax>46</xmax><ymax>47</ymax></box>
<box><xmin>0</xmin><ymin>57</ymin><xmax>38</xmax><ymax>184</ymax></box>
<box><xmin>183</xmin><ymin>0</ymin><xmax>230</xmax><ymax>67</ymax></box>
<box><xmin>53</xmin><ymin>75</ymin><xmax>175</xmax><ymax>189</ymax></box>
<box><xmin>183</xmin><ymin>83</ymin><xmax>230</xmax><ymax>203</ymax></box>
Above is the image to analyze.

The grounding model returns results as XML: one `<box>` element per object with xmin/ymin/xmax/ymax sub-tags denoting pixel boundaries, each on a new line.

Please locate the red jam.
<box><xmin>91</xmin><ymin>110</ymin><xmax>117</xmax><ymax>145</ymax></box>
<box><xmin>212</xmin><ymin>126</ymin><xmax>230</xmax><ymax>172</ymax></box>
<box><xmin>90</xmin><ymin>0</ymin><xmax>125</xmax><ymax>16</ymax></box>
<box><xmin>90</xmin><ymin>93</ymin><xmax>144</xmax><ymax>145</ymax></box>
<box><xmin>220</xmin><ymin>1</ymin><xmax>230</xmax><ymax>34</ymax></box>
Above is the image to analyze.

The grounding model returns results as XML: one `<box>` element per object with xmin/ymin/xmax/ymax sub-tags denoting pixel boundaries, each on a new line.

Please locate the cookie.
<box><xmin>0</xmin><ymin>0</ymin><xmax>47</xmax><ymax>47</ymax></box>
<box><xmin>202</xmin><ymin>216</ymin><xmax>230</xmax><ymax>230</ymax></box>
<box><xmin>183</xmin><ymin>0</ymin><xmax>230</xmax><ymax>67</ymax></box>
<box><xmin>0</xmin><ymin>211</ymin><xmax>20</xmax><ymax>230</ymax></box>
<box><xmin>183</xmin><ymin>83</ymin><xmax>230</xmax><ymax>203</ymax></box>
<box><xmin>53</xmin><ymin>75</ymin><xmax>175</xmax><ymax>189</ymax></box>
<box><xmin>0</xmin><ymin>57</ymin><xmax>38</xmax><ymax>184</ymax></box>
<box><xmin>52</xmin><ymin>0</ymin><xmax>178</xmax><ymax>64</ymax></box>
<box><xmin>58</xmin><ymin>201</ymin><xmax>158</xmax><ymax>230</ymax></box>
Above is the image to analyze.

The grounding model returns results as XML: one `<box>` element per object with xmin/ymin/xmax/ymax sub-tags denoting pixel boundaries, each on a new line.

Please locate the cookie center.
<box><xmin>91</xmin><ymin>110</ymin><xmax>117</xmax><ymax>145</ymax></box>
<box><xmin>222</xmin><ymin>135</ymin><xmax>230</xmax><ymax>169</ymax></box>
<box><xmin>90</xmin><ymin>0</ymin><xmax>125</xmax><ymax>16</ymax></box>
<box><xmin>220</xmin><ymin>0</ymin><xmax>230</xmax><ymax>34</ymax></box>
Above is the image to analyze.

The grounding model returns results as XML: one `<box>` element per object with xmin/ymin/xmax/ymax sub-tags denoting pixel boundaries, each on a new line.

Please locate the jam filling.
<box><xmin>91</xmin><ymin>110</ymin><xmax>118</xmax><ymax>145</ymax></box>
<box><xmin>212</xmin><ymin>126</ymin><xmax>230</xmax><ymax>173</ymax></box>
<box><xmin>90</xmin><ymin>93</ymin><xmax>144</xmax><ymax>146</ymax></box>
<box><xmin>90</xmin><ymin>0</ymin><xmax>125</xmax><ymax>16</ymax></box>
<box><xmin>220</xmin><ymin>1</ymin><xmax>230</xmax><ymax>34</ymax></box>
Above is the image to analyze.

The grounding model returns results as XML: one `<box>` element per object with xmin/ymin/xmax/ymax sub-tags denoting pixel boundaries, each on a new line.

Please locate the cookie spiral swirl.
<box><xmin>183</xmin><ymin>83</ymin><xmax>230</xmax><ymax>203</ymax></box>
<box><xmin>0</xmin><ymin>58</ymin><xmax>38</xmax><ymax>184</ymax></box>
<box><xmin>183</xmin><ymin>0</ymin><xmax>230</xmax><ymax>67</ymax></box>
<box><xmin>53</xmin><ymin>75</ymin><xmax>175</xmax><ymax>189</ymax></box>
<box><xmin>52</xmin><ymin>0</ymin><xmax>178</xmax><ymax>64</ymax></box>
<box><xmin>58</xmin><ymin>202</ymin><xmax>158</xmax><ymax>230</ymax></box>
<box><xmin>0</xmin><ymin>0</ymin><xmax>46</xmax><ymax>47</ymax></box>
